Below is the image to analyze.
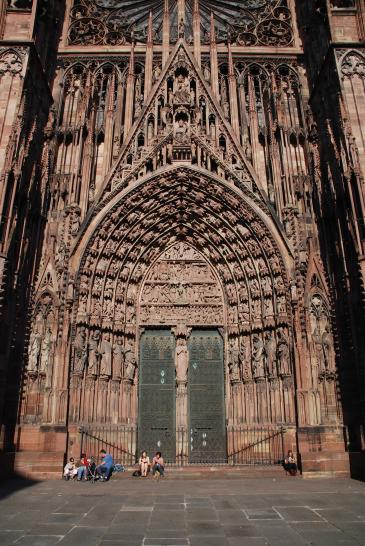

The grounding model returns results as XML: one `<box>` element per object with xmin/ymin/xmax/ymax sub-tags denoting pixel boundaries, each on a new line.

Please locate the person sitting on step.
<box><xmin>96</xmin><ymin>449</ymin><xmax>114</xmax><ymax>481</ymax></box>
<box><xmin>283</xmin><ymin>450</ymin><xmax>297</xmax><ymax>476</ymax></box>
<box><xmin>139</xmin><ymin>450</ymin><xmax>150</xmax><ymax>477</ymax></box>
<box><xmin>77</xmin><ymin>453</ymin><xmax>89</xmax><ymax>481</ymax></box>
<box><xmin>152</xmin><ymin>451</ymin><xmax>165</xmax><ymax>477</ymax></box>
<box><xmin>63</xmin><ymin>457</ymin><xmax>77</xmax><ymax>480</ymax></box>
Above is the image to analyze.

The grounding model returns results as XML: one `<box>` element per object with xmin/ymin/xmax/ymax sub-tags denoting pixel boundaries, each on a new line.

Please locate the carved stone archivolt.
<box><xmin>65</xmin><ymin>165</ymin><xmax>294</xmax><ymax>423</ymax></box>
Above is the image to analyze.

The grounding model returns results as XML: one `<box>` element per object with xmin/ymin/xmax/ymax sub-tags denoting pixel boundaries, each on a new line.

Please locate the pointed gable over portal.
<box><xmin>96</xmin><ymin>39</ymin><xmax>268</xmax><ymax>211</ymax></box>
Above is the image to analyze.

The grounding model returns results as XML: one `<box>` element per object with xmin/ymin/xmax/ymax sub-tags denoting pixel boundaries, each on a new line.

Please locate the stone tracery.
<box><xmin>67</xmin><ymin>0</ymin><xmax>294</xmax><ymax>47</ymax></box>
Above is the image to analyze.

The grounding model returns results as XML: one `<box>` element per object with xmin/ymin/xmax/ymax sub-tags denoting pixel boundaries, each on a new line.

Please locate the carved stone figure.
<box><xmin>264</xmin><ymin>331</ymin><xmax>276</xmax><ymax>376</ymax></box>
<box><xmin>28</xmin><ymin>328</ymin><xmax>42</xmax><ymax>373</ymax></box>
<box><xmin>88</xmin><ymin>330</ymin><xmax>100</xmax><ymax>375</ymax></box>
<box><xmin>252</xmin><ymin>334</ymin><xmax>265</xmax><ymax>378</ymax></box>
<box><xmin>73</xmin><ymin>326</ymin><xmax>87</xmax><ymax>374</ymax></box>
<box><xmin>320</xmin><ymin>324</ymin><xmax>335</xmax><ymax>371</ymax></box>
<box><xmin>124</xmin><ymin>342</ymin><xmax>137</xmax><ymax>381</ymax></box>
<box><xmin>112</xmin><ymin>338</ymin><xmax>124</xmax><ymax>378</ymax></box>
<box><xmin>277</xmin><ymin>328</ymin><xmax>290</xmax><ymax>376</ymax></box>
<box><xmin>39</xmin><ymin>327</ymin><xmax>52</xmax><ymax>374</ymax></box>
<box><xmin>229</xmin><ymin>341</ymin><xmax>241</xmax><ymax>383</ymax></box>
<box><xmin>99</xmin><ymin>332</ymin><xmax>112</xmax><ymax>377</ymax></box>
<box><xmin>175</xmin><ymin>337</ymin><xmax>188</xmax><ymax>383</ymax></box>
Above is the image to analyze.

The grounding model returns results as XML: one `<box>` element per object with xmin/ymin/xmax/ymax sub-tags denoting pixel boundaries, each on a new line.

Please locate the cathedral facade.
<box><xmin>0</xmin><ymin>0</ymin><xmax>364</xmax><ymax>478</ymax></box>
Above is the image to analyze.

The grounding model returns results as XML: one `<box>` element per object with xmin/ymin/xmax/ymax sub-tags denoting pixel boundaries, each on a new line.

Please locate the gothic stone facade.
<box><xmin>0</xmin><ymin>0</ymin><xmax>364</xmax><ymax>478</ymax></box>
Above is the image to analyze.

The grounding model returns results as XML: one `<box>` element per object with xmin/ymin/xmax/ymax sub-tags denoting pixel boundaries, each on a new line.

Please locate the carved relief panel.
<box><xmin>140</xmin><ymin>243</ymin><xmax>224</xmax><ymax>326</ymax></box>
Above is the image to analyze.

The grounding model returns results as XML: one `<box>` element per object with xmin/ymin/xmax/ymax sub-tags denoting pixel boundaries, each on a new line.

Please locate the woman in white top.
<box><xmin>139</xmin><ymin>451</ymin><xmax>150</xmax><ymax>477</ymax></box>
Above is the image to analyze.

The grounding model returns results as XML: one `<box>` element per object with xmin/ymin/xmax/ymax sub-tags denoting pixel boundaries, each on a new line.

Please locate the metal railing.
<box><xmin>78</xmin><ymin>424</ymin><xmax>286</xmax><ymax>466</ymax></box>
<box><xmin>228</xmin><ymin>425</ymin><xmax>286</xmax><ymax>465</ymax></box>
<box><xmin>79</xmin><ymin>425</ymin><xmax>137</xmax><ymax>466</ymax></box>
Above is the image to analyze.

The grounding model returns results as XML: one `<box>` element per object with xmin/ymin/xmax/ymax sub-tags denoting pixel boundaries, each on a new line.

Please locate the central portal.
<box><xmin>138</xmin><ymin>328</ymin><xmax>226</xmax><ymax>463</ymax></box>
<box><xmin>138</xmin><ymin>242</ymin><xmax>226</xmax><ymax>463</ymax></box>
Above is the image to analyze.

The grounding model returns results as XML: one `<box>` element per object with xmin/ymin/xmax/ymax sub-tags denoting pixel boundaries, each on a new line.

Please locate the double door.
<box><xmin>138</xmin><ymin>329</ymin><xmax>226</xmax><ymax>463</ymax></box>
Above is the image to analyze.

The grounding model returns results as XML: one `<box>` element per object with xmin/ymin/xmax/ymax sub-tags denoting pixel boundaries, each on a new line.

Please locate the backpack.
<box><xmin>132</xmin><ymin>469</ymin><xmax>141</xmax><ymax>477</ymax></box>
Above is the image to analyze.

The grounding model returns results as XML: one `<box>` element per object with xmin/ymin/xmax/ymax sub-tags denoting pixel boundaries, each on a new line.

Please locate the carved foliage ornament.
<box><xmin>0</xmin><ymin>49</ymin><xmax>23</xmax><ymax>75</ymax></box>
<box><xmin>341</xmin><ymin>51</ymin><xmax>365</xmax><ymax>79</ymax></box>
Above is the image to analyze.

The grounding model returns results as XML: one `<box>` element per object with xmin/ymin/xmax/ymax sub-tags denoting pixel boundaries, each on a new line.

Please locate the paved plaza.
<box><xmin>0</xmin><ymin>474</ymin><xmax>365</xmax><ymax>546</ymax></box>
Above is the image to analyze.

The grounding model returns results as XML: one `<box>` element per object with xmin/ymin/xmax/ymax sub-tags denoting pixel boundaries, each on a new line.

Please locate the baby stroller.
<box><xmin>87</xmin><ymin>457</ymin><xmax>98</xmax><ymax>483</ymax></box>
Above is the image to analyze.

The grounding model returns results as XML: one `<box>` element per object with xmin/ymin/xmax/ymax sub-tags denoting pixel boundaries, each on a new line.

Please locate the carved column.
<box><xmin>144</xmin><ymin>11</ymin><xmax>154</xmax><ymax>100</ymax></box>
<box><xmin>124</xmin><ymin>43</ymin><xmax>135</xmax><ymax>139</ymax></box>
<box><xmin>162</xmin><ymin>0</ymin><xmax>170</xmax><ymax>67</ymax></box>
<box><xmin>210</xmin><ymin>13</ymin><xmax>219</xmax><ymax>99</ymax></box>
<box><xmin>228</xmin><ymin>43</ymin><xmax>240</xmax><ymax>138</ymax></box>
<box><xmin>193</xmin><ymin>0</ymin><xmax>201</xmax><ymax>67</ymax></box>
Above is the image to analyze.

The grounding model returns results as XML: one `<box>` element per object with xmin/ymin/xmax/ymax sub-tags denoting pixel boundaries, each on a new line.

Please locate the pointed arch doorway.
<box><xmin>137</xmin><ymin>243</ymin><xmax>227</xmax><ymax>463</ymax></box>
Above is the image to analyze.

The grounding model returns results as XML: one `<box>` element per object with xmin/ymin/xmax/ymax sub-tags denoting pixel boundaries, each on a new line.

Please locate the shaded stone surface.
<box><xmin>0</xmin><ymin>476</ymin><xmax>365</xmax><ymax>545</ymax></box>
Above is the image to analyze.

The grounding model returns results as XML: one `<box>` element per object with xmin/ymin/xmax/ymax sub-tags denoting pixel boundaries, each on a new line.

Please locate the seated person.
<box><xmin>63</xmin><ymin>457</ymin><xmax>77</xmax><ymax>480</ymax></box>
<box><xmin>283</xmin><ymin>450</ymin><xmax>297</xmax><ymax>476</ymax></box>
<box><xmin>139</xmin><ymin>451</ymin><xmax>150</xmax><ymax>477</ymax></box>
<box><xmin>77</xmin><ymin>453</ymin><xmax>89</xmax><ymax>481</ymax></box>
<box><xmin>152</xmin><ymin>452</ymin><xmax>165</xmax><ymax>477</ymax></box>
<box><xmin>96</xmin><ymin>449</ymin><xmax>114</xmax><ymax>480</ymax></box>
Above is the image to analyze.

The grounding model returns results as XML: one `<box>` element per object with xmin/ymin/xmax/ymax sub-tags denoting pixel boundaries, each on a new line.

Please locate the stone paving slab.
<box><xmin>0</xmin><ymin>476</ymin><xmax>365</xmax><ymax>545</ymax></box>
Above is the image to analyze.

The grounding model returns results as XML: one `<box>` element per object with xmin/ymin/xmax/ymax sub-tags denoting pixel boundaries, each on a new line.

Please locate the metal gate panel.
<box><xmin>188</xmin><ymin>330</ymin><xmax>227</xmax><ymax>463</ymax></box>
<box><xmin>138</xmin><ymin>330</ymin><xmax>176</xmax><ymax>462</ymax></box>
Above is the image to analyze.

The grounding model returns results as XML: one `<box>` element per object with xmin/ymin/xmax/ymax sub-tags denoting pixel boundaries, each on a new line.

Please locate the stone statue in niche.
<box><xmin>88</xmin><ymin>330</ymin><xmax>100</xmax><ymax>375</ymax></box>
<box><xmin>153</xmin><ymin>64</ymin><xmax>161</xmax><ymax>82</ymax></box>
<box><xmin>319</xmin><ymin>323</ymin><xmax>335</xmax><ymax>372</ymax></box>
<box><xmin>28</xmin><ymin>327</ymin><xmax>42</xmax><ymax>373</ymax></box>
<box><xmin>99</xmin><ymin>332</ymin><xmax>112</xmax><ymax>377</ymax></box>
<box><xmin>175</xmin><ymin>75</ymin><xmax>190</xmax><ymax>104</ymax></box>
<box><xmin>55</xmin><ymin>242</ymin><xmax>67</xmax><ymax>270</ymax></box>
<box><xmin>175</xmin><ymin>337</ymin><xmax>188</xmax><ymax>383</ymax></box>
<box><xmin>252</xmin><ymin>334</ymin><xmax>265</xmax><ymax>378</ymax></box>
<box><xmin>73</xmin><ymin>326</ymin><xmax>88</xmax><ymax>374</ymax></box>
<box><xmin>229</xmin><ymin>341</ymin><xmax>241</xmax><ymax>383</ymax></box>
<box><xmin>175</xmin><ymin>118</ymin><xmax>189</xmax><ymax>142</ymax></box>
<box><xmin>277</xmin><ymin>328</ymin><xmax>290</xmax><ymax>376</ymax></box>
<box><xmin>112</xmin><ymin>337</ymin><xmax>124</xmax><ymax>378</ymax></box>
<box><xmin>39</xmin><ymin>327</ymin><xmax>52</xmax><ymax>374</ymax></box>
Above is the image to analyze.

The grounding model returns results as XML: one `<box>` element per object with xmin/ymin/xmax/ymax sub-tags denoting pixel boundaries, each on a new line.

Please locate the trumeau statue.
<box><xmin>175</xmin><ymin>337</ymin><xmax>188</xmax><ymax>383</ymax></box>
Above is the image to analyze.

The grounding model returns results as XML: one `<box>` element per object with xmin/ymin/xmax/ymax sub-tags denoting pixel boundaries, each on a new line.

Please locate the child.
<box><xmin>63</xmin><ymin>457</ymin><xmax>77</xmax><ymax>480</ymax></box>
<box><xmin>77</xmin><ymin>453</ymin><xmax>89</xmax><ymax>481</ymax></box>
<box><xmin>139</xmin><ymin>451</ymin><xmax>150</xmax><ymax>477</ymax></box>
